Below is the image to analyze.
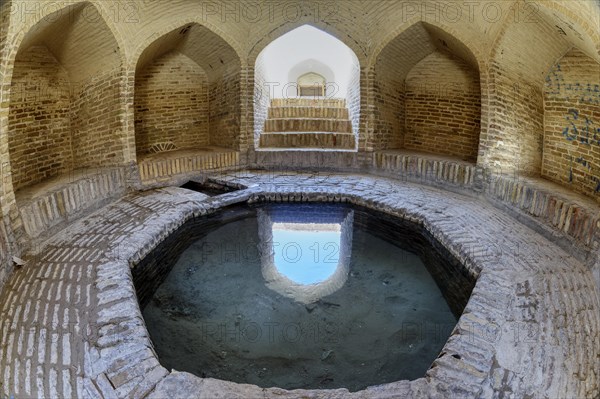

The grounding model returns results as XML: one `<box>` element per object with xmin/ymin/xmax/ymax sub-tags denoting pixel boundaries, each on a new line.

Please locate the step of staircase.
<box><xmin>264</xmin><ymin>118</ymin><xmax>352</xmax><ymax>133</ymax></box>
<box><xmin>259</xmin><ymin>132</ymin><xmax>356</xmax><ymax>149</ymax></box>
<box><xmin>268</xmin><ymin>106</ymin><xmax>349</xmax><ymax>119</ymax></box>
<box><xmin>270</xmin><ymin>98</ymin><xmax>346</xmax><ymax>108</ymax></box>
<box><xmin>260</xmin><ymin>98</ymin><xmax>354</xmax><ymax>150</ymax></box>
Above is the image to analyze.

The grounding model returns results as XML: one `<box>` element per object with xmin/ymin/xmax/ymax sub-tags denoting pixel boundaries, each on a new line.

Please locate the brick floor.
<box><xmin>0</xmin><ymin>172</ymin><xmax>598</xmax><ymax>398</ymax></box>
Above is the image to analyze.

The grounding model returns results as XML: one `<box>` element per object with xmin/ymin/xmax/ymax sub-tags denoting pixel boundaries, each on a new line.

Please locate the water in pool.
<box><xmin>141</xmin><ymin>203</ymin><xmax>459</xmax><ymax>391</ymax></box>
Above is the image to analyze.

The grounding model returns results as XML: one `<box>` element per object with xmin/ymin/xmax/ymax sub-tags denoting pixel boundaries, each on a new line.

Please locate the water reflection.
<box><xmin>258</xmin><ymin>204</ymin><xmax>354</xmax><ymax>303</ymax></box>
<box><xmin>139</xmin><ymin>202</ymin><xmax>466</xmax><ymax>391</ymax></box>
<box><xmin>271</xmin><ymin>223</ymin><xmax>340</xmax><ymax>284</ymax></box>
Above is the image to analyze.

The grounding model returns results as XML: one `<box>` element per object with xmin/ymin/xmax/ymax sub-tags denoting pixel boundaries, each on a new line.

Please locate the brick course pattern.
<box><xmin>208</xmin><ymin>70</ymin><xmax>241</xmax><ymax>149</ymax></box>
<box><xmin>260</xmin><ymin>98</ymin><xmax>355</xmax><ymax>150</ymax></box>
<box><xmin>8</xmin><ymin>46</ymin><xmax>72</xmax><ymax>191</ymax></box>
<box><xmin>404</xmin><ymin>51</ymin><xmax>480</xmax><ymax>162</ymax></box>
<box><xmin>0</xmin><ymin>1</ymin><xmax>600</xmax><ymax>395</ymax></box>
<box><xmin>135</xmin><ymin>51</ymin><xmax>210</xmax><ymax>154</ymax></box>
<box><xmin>479</xmin><ymin>12</ymin><xmax>570</xmax><ymax>176</ymax></box>
<box><xmin>70</xmin><ymin>69</ymin><xmax>125</xmax><ymax>169</ymax></box>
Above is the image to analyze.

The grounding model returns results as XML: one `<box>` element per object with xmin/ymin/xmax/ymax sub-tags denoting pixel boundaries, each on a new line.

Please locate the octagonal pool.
<box><xmin>133</xmin><ymin>202</ymin><xmax>475</xmax><ymax>391</ymax></box>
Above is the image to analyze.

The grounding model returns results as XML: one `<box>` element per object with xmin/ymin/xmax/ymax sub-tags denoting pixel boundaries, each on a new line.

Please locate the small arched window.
<box><xmin>297</xmin><ymin>72</ymin><xmax>326</xmax><ymax>97</ymax></box>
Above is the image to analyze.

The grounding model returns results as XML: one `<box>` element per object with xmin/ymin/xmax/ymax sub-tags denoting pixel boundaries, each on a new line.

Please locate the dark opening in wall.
<box><xmin>180</xmin><ymin>179</ymin><xmax>244</xmax><ymax>196</ymax></box>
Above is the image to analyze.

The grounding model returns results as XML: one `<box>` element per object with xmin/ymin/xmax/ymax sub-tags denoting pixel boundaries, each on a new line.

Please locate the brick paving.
<box><xmin>0</xmin><ymin>172</ymin><xmax>598</xmax><ymax>398</ymax></box>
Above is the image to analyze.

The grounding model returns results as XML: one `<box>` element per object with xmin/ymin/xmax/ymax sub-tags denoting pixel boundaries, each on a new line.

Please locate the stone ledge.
<box><xmin>372</xmin><ymin>150</ymin><xmax>477</xmax><ymax>190</ymax></box>
<box><xmin>487</xmin><ymin>173</ymin><xmax>599</xmax><ymax>249</ymax></box>
<box><xmin>259</xmin><ymin>132</ymin><xmax>356</xmax><ymax>149</ymax></box>
<box><xmin>371</xmin><ymin>150</ymin><xmax>599</xmax><ymax>269</ymax></box>
<box><xmin>264</xmin><ymin>118</ymin><xmax>353</xmax><ymax>133</ymax></box>
<box><xmin>137</xmin><ymin>147</ymin><xmax>240</xmax><ymax>186</ymax></box>
<box><xmin>17</xmin><ymin>167</ymin><xmax>127</xmax><ymax>241</ymax></box>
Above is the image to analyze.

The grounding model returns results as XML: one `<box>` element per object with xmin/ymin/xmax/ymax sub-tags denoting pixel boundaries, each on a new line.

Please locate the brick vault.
<box><xmin>0</xmin><ymin>1</ymin><xmax>598</xmax><ymax>398</ymax></box>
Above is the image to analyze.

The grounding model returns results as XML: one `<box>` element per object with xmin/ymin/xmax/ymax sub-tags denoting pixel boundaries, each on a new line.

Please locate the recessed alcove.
<box><xmin>373</xmin><ymin>22</ymin><xmax>481</xmax><ymax>163</ymax></box>
<box><xmin>7</xmin><ymin>2</ymin><xmax>127</xmax><ymax>239</ymax></box>
<box><xmin>134</xmin><ymin>23</ymin><xmax>242</xmax><ymax>183</ymax></box>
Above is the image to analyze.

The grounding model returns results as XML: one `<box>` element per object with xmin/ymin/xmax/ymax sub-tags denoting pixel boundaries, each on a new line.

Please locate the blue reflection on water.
<box><xmin>272</xmin><ymin>227</ymin><xmax>340</xmax><ymax>285</ymax></box>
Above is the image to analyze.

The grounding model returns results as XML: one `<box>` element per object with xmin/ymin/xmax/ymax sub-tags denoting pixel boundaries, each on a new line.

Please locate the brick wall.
<box><xmin>372</xmin><ymin>74</ymin><xmax>404</xmax><ymax>150</ymax></box>
<box><xmin>371</xmin><ymin>21</ymin><xmax>437</xmax><ymax>151</ymax></box>
<box><xmin>71</xmin><ymin>68</ymin><xmax>125</xmax><ymax>169</ymax></box>
<box><xmin>345</xmin><ymin>59</ymin><xmax>361</xmax><ymax>148</ymax></box>
<box><xmin>135</xmin><ymin>51</ymin><xmax>210</xmax><ymax>155</ymax></box>
<box><xmin>8</xmin><ymin>46</ymin><xmax>72</xmax><ymax>191</ymax></box>
<box><xmin>253</xmin><ymin>56</ymin><xmax>269</xmax><ymax>149</ymax></box>
<box><xmin>209</xmin><ymin>69</ymin><xmax>241</xmax><ymax>149</ymax></box>
<box><xmin>484</xmin><ymin>63</ymin><xmax>545</xmax><ymax>176</ymax></box>
<box><xmin>479</xmin><ymin>14</ymin><xmax>569</xmax><ymax>176</ymax></box>
<box><xmin>404</xmin><ymin>51</ymin><xmax>480</xmax><ymax>162</ymax></box>
<box><xmin>9</xmin><ymin>49</ymin><xmax>127</xmax><ymax>189</ymax></box>
<box><xmin>543</xmin><ymin>48</ymin><xmax>600</xmax><ymax>199</ymax></box>
<box><xmin>372</xmin><ymin>49</ymin><xmax>480</xmax><ymax>160</ymax></box>
<box><xmin>0</xmin><ymin>0</ymin><xmax>16</xmax><ymax>294</ymax></box>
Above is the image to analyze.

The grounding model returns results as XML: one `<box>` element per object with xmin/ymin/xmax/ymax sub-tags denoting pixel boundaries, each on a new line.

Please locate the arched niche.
<box><xmin>480</xmin><ymin>2</ymin><xmax>599</xmax><ymax>177</ymax></box>
<box><xmin>372</xmin><ymin>21</ymin><xmax>481</xmax><ymax>162</ymax></box>
<box><xmin>288</xmin><ymin>59</ymin><xmax>336</xmax><ymax>97</ymax></box>
<box><xmin>7</xmin><ymin>2</ymin><xmax>124</xmax><ymax>194</ymax></box>
<box><xmin>135</xmin><ymin>51</ymin><xmax>209</xmax><ymax>155</ymax></box>
<box><xmin>134</xmin><ymin>23</ymin><xmax>242</xmax><ymax>158</ymax></box>
<box><xmin>297</xmin><ymin>72</ymin><xmax>327</xmax><ymax>97</ymax></box>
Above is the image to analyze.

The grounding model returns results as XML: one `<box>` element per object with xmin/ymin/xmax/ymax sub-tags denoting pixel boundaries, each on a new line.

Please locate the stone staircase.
<box><xmin>259</xmin><ymin>98</ymin><xmax>355</xmax><ymax>150</ymax></box>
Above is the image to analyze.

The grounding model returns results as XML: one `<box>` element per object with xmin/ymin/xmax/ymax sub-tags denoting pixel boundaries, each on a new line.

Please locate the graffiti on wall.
<box><xmin>545</xmin><ymin>63</ymin><xmax>600</xmax><ymax>105</ymax></box>
<box><xmin>562</xmin><ymin>109</ymin><xmax>600</xmax><ymax>146</ymax></box>
<box><xmin>563</xmin><ymin>110</ymin><xmax>600</xmax><ymax>193</ymax></box>
<box><xmin>546</xmin><ymin>56</ymin><xmax>600</xmax><ymax>194</ymax></box>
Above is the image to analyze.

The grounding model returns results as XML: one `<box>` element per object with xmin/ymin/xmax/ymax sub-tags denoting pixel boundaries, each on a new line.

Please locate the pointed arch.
<box><xmin>252</xmin><ymin>24</ymin><xmax>361</xmax><ymax>151</ymax></box>
<box><xmin>368</xmin><ymin>18</ymin><xmax>483</xmax><ymax>72</ymax></box>
<box><xmin>370</xmin><ymin>20</ymin><xmax>482</xmax><ymax>162</ymax></box>
<box><xmin>7</xmin><ymin>1</ymin><xmax>127</xmax><ymax>191</ymax></box>
<box><xmin>0</xmin><ymin>0</ymin><xmax>130</xmax><ymax>242</ymax></box>
<box><xmin>9</xmin><ymin>1</ymin><xmax>126</xmax><ymax>83</ymax></box>
<box><xmin>248</xmin><ymin>19</ymin><xmax>367</xmax><ymax>65</ymax></box>
<box><xmin>288</xmin><ymin>60</ymin><xmax>335</xmax><ymax>87</ymax></box>
<box><xmin>133</xmin><ymin>21</ymin><xmax>243</xmax><ymax>159</ymax></box>
<box><xmin>130</xmin><ymin>18</ymin><xmax>243</xmax><ymax>72</ymax></box>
